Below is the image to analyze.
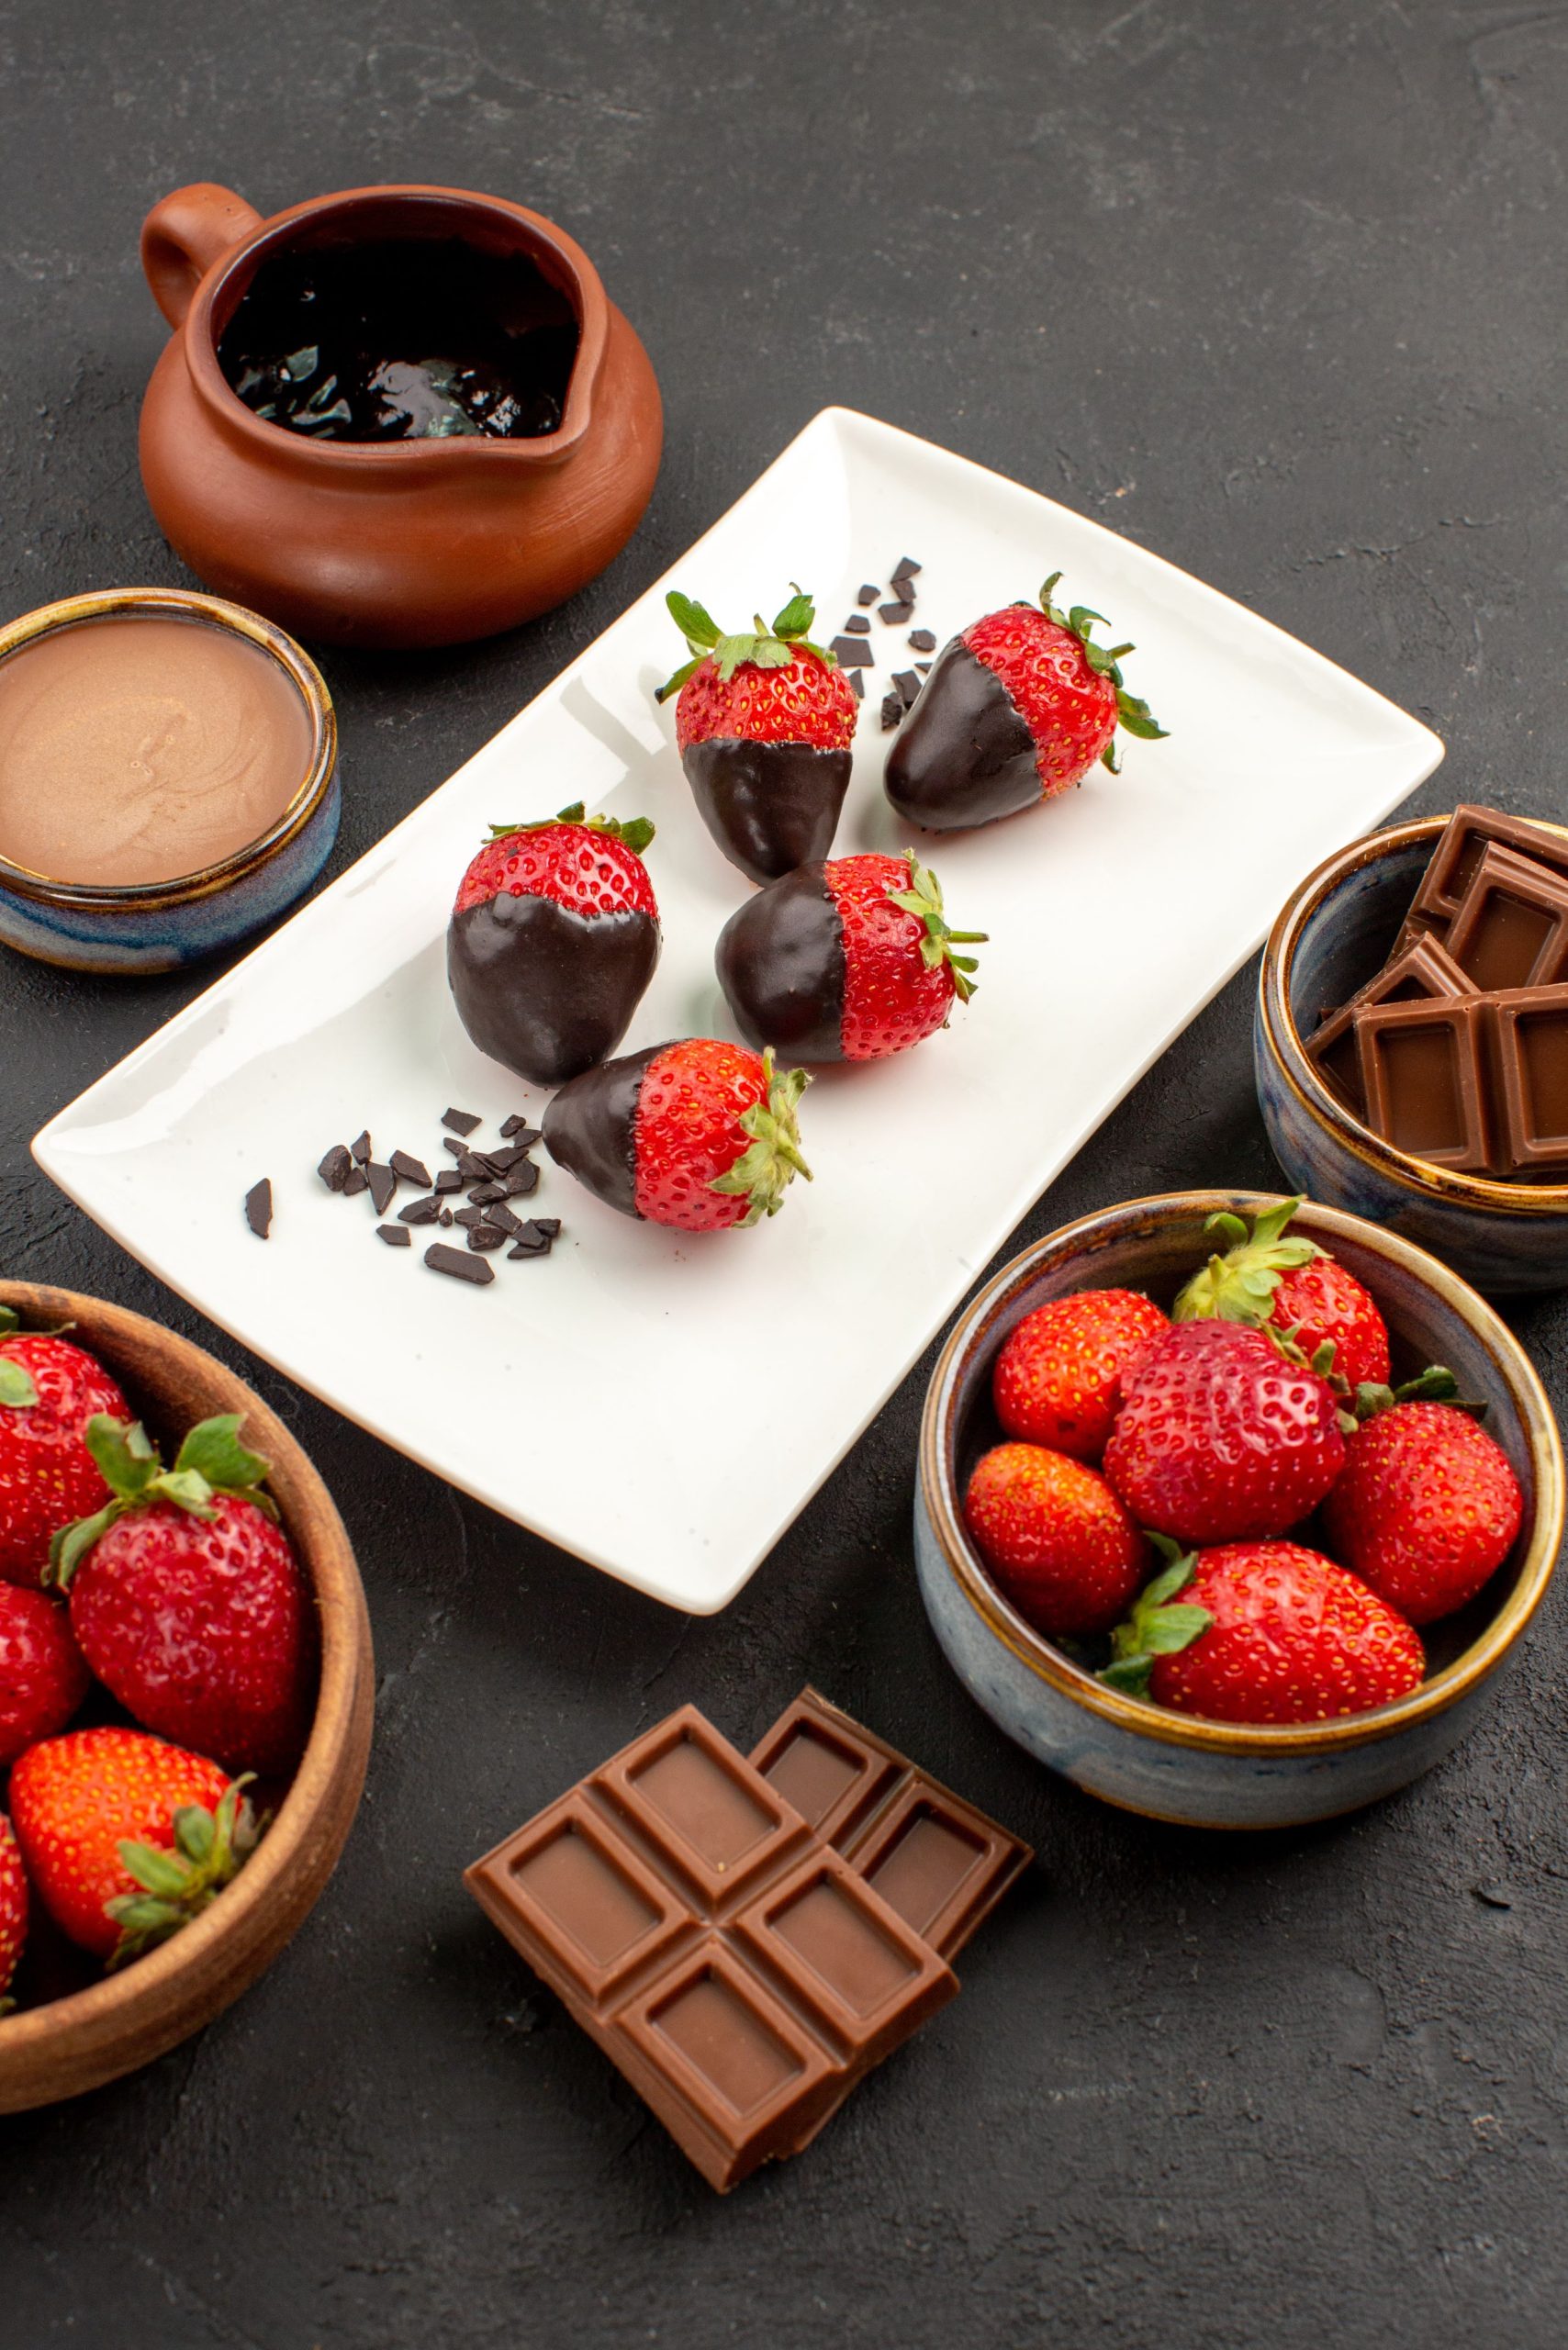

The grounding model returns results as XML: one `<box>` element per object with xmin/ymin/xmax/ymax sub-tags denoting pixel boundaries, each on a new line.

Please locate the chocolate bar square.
<box><xmin>1354</xmin><ymin>996</ymin><xmax>1495</xmax><ymax>1173</ymax></box>
<box><xmin>1486</xmin><ymin>983</ymin><xmax>1568</xmax><ymax>1179</ymax></box>
<box><xmin>1305</xmin><ymin>933</ymin><xmax>1470</xmax><ymax>1117</ymax></box>
<box><xmin>1446</xmin><ymin>842</ymin><xmax>1568</xmax><ymax>993</ymax></box>
<box><xmin>1412</xmin><ymin>805</ymin><xmax>1568</xmax><ymax>929</ymax></box>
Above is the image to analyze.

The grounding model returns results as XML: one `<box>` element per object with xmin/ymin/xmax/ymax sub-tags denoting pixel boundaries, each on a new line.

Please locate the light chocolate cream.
<box><xmin>0</xmin><ymin>613</ymin><xmax>313</xmax><ymax>887</ymax></box>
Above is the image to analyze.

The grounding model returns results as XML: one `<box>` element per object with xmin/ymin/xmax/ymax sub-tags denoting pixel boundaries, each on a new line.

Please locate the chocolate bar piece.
<box><xmin>1485</xmin><ymin>983</ymin><xmax>1568</xmax><ymax>1178</ymax></box>
<box><xmin>750</xmin><ymin>1688</ymin><xmax>1030</xmax><ymax>1962</ymax></box>
<box><xmin>1445</xmin><ymin>842</ymin><xmax>1568</xmax><ymax>993</ymax></box>
<box><xmin>1306</xmin><ymin>934</ymin><xmax>1469</xmax><ymax>1116</ymax></box>
<box><xmin>465</xmin><ymin>1705</ymin><xmax>957</xmax><ymax>2191</ymax></box>
<box><xmin>1354</xmin><ymin>997</ymin><xmax>1495</xmax><ymax>1172</ymax></box>
<box><xmin>1411</xmin><ymin>804</ymin><xmax>1568</xmax><ymax>929</ymax></box>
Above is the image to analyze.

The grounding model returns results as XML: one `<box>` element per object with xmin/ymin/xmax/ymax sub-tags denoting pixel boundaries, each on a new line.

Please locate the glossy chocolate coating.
<box><xmin>447</xmin><ymin>892</ymin><xmax>659</xmax><ymax>1088</ymax></box>
<box><xmin>715</xmin><ymin>866</ymin><xmax>846</xmax><ymax>1059</ymax></box>
<box><xmin>883</xmin><ymin>637</ymin><xmax>1039</xmax><ymax>832</ymax></box>
<box><xmin>681</xmin><ymin>738</ymin><xmax>851</xmax><ymax>885</ymax></box>
<box><xmin>542</xmin><ymin>1041</ymin><xmax>666</xmax><ymax>1218</ymax></box>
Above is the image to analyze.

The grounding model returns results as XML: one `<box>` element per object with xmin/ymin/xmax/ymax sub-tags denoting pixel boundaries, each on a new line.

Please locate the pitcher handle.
<box><xmin>141</xmin><ymin>183</ymin><xmax>264</xmax><ymax>329</ymax></box>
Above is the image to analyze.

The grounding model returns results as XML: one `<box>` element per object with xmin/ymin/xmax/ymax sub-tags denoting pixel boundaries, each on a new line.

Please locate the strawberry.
<box><xmin>0</xmin><ymin>1584</ymin><xmax>89</xmax><ymax>1765</ymax></box>
<box><xmin>715</xmin><ymin>850</ymin><xmax>986</xmax><ymax>1061</ymax></box>
<box><xmin>964</xmin><ymin>1442</ymin><xmax>1149</xmax><ymax>1636</ymax></box>
<box><xmin>0</xmin><ymin>1817</ymin><xmax>28</xmax><ymax>2007</ymax></box>
<box><xmin>991</xmin><ymin>1288</ymin><xmax>1170</xmax><ymax>1461</ymax></box>
<box><xmin>544</xmin><ymin>1038</ymin><xmax>811</xmax><ymax>1233</ymax></box>
<box><xmin>1173</xmin><ymin>1197</ymin><xmax>1392</xmax><ymax>1392</ymax></box>
<box><xmin>49</xmin><ymin>1415</ymin><xmax>316</xmax><ymax>1774</ymax></box>
<box><xmin>9</xmin><ymin>1727</ymin><xmax>254</xmax><ymax>1964</ymax></box>
<box><xmin>448</xmin><ymin>801</ymin><xmax>659</xmax><ymax>1087</ymax></box>
<box><xmin>1323</xmin><ymin>1401</ymin><xmax>1523</xmax><ymax>1625</ymax></box>
<box><xmin>0</xmin><ymin>1310</ymin><xmax>130</xmax><ymax>1589</ymax></box>
<box><xmin>1102</xmin><ymin>1539</ymin><xmax>1424</xmax><ymax>1722</ymax></box>
<box><xmin>656</xmin><ymin>587</ymin><xmax>858</xmax><ymax>883</ymax></box>
<box><xmin>1103</xmin><ymin>1320</ymin><xmax>1346</xmax><ymax>1545</ymax></box>
<box><xmin>886</xmin><ymin>572</ymin><xmax>1166</xmax><ymax>832</ymax></box>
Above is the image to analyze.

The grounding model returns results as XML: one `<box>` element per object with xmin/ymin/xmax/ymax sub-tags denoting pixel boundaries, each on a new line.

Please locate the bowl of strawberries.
<box><xmin>914</xmin><ymin>1192</ymin><xmax>1562</xmax><ymax>1830</ymax></box>
<box><xmin>0</xmin><ymin>1280</ymin><xmax>373</xmax><ymax>2109</ymax></box>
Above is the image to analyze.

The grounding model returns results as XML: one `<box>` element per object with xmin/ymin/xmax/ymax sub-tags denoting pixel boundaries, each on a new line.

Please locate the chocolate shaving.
<box><xmin>389</xmin><ymin>1150</ymin><xmax>431</xmax><ymax>1188</ymax></box>
<box><xmin>857</xmin><ymin>582</ymin><xmax>879</xmax><ymax>605</ymax></box>
<box><xmin>908</xmin><ymin>628</ymin><xmax>935</xmax><ymax>652</ymax></box>
<box><xmin>317</xmin><ymin>1144</ymin><xmax>353</xmax><ymax>1193</ymax></box>
<box><xmin>880</xmin><ymin>692</ymin><xmax>903</xmax><ymax>731</ymax></box>
<box><xmin>434</xmin><ymin>1169</ymin><xmax>462</xmax><ymax>1194</ymax></box>
<box><xmin>343</xmin><ymin>1167</ymin><xmax>369</xmax><ymax>1197</ymax></box>
<box><xmin>467</xmin><ymin>1224</ymin><xmax>509</xmax><ymax>1252</ymax></box>
<box><xmin>848</xmin><ymin>671</ymin><xmax>865</xmax><ymax>700</ymax></box>
<box><xmin>350</xmin><ymin>1131</ymin><xmax>372</xmax><ymax>1165</ymax></box>
<box><xmin>425</xmin><ymin>1242</ymin><xmax>493</xmax><ymax>1284</ymax></box>
<box><xmin>376</xmin><ymin>1224</ymin><xmax>411</xmax><ymax>1248</ymax></box>
<box><xmin>831</xmin><ymin>636</ymin><xmax>874</xmax><ymax>667</ymax></box>
<box><xmin>366</xmin><ymin>1162</ymin><xmax>398</xmax><ymax>1216</ymax></box>
<box><xmin>891</xmin><ymin>555</ymin><xmax>923</xmax><ymax>578</ymax></box>
<box><xmin>879</xmin><ymin>601</ymin><xmax>913</xmax><ymax>626</ymax></box>
<box><xmin>442</xmin><ymin>1109</ymin><xmax>482</xmax><ymax>1136</ymax></box>
<box><xmin>244</xmin><ymin>1179</ymin><xmax>273</xmax><ymax>1239</ymax></box>
<box><xmin>499</xmin><ymin>1116</ymin><xmax>542</xmax><ymax>1144</ymax></box>
<box><xmin>843</xmin><ymin>613</ymin><xmax>871</xmax><ymax>634</ymax></box>
<box><xmin>504</xmin><ymin>1163</ymin><xmax>541</xmax><ymax>1197</ymax></box>
<box><xmin>507</xmin><ymin>1221</ymin><xmax>555</xmax><ymax>1258</ymax></box>
<box><xmin>398</xmin><ymin>1195</ymin><xmax>442</xmax><ymax>1225</ymax></box>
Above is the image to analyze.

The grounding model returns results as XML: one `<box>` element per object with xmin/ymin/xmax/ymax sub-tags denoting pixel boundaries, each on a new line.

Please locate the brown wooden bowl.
<box><xmin>0</xmin><ymin>1281</ymin><xmax>374</xmax><ymax>2110</ymax></box>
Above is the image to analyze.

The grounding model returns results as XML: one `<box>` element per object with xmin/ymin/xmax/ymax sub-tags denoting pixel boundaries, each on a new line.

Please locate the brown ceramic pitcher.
<box><xmin>139</xmin><ymin>183</ymin><xmax>663</xmax><ymax>649</ymax></box>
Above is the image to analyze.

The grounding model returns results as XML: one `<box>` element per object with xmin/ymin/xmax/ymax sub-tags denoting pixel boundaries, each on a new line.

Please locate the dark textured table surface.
<box><xmin>3</xmin><ymin>3</ymin><xmax>1567</xmax><ymax>2343</ymax></box>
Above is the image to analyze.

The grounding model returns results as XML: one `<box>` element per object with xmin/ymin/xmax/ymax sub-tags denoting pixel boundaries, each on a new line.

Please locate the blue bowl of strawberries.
<box><xmin>914</xmin><ymin>1192</ymin><xmax>1563</xmax><ymax>1830</ymax></box>
<box><xmin>0</xmin><ymin>1281</ymin><xmax>373</xmax><ymax>2109</ymax></box>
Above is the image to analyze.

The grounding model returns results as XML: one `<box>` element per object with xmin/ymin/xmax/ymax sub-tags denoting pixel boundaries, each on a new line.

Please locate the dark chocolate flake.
<box><xmin>350</xmin><ymin>1130</ymin><xmax>373</xmax><ymax>1165</ymax></box>
<box><xmin>880</xmin><ymin>693</ymin><xmax>903</xmax><ymax>731</ymax></box>
<box><xmin>844</xmin><ymin>613</ymin><xmax>871</xmax><ymax>634</ymax></box>
<box><xmin>399</xmin><ymin>1195</ymin><xmax>442</xmax><ymax>1225</ymax></box>
<box><xmin>487</xmin><ymin>1203</ymin><xmax>527</xmax><ymax>1236</ymax></box>
<box><xmin>504</xmin><ymin>1163</ymin><xmax>541</xmax><ymax>1197</ymax></box>
<box><xmin>499</xmin><ymin>1116</ymin><xmax>542</xmax><ymax>1144</ymax></box>
<box><xmin>466</xmin><ymin>1182</ymin><xmax>508</xmax><ymax>1207</ymax></box>
<box><xmin>376</xmin><ymin>1224</ymin><xmax>411</xmax><ymax>1248</ymax></box>
<box><xmin>366</xmin><ymin>1162</ymin><xmax>398</xmax><ymax>1216</ymax></box>
<box><xmin>442</xmin><ymin>1108</ymin><xmax>482</xmax><ymax>1136</ymax></box>
<box><xmin>343</xmin><ymin>1166</ymin><xmax>370</xmax><ymax>1197</ymax></box>
<box><xmin>467</xmin><ymin>1223</ymin><xmax>509</xmax><ymax>1252</ymax></box>
<box><xmin>848</xmin><ymin>671</ymin><xmax>865</xmax><ymax>700</ymax></box>
<box><xmin>857</xmin><ymin>582</ymin><xmax>879</xmax><ymax>606</ymax></box>
<box><xmin>891</xmin><ymin>555</ymin><xmax>923</xmax><ymax>578</ymax></box>
<box><xmin>434</xmin><ymin>1169</ymin><xmax>462</xmax><ymax>1195</ymax></box>
<box><xmin>457</xmin><ymin>1150</ymin><xmax>494</xmax><ymax>1182</ymax></box>
<box><xmin>389</xmin><ymin>1150</ymin><xmax>431</xmax><ymax>1188</ymax></box>
<box><xmin>909</xmin><ymin>628</ymin><xmax>936</xmax><ymax>653</ymax></box>
<box><xmin>831</xmin><ymin>635</ymin><xmax>874</xmax><ymax>668</ymax></box>
<box><xmin>879</xmin><ymin>601</ymin><xmax>913</xmax><ymax>626</ymax></box>
<box><xmin>892</xmin><ymin>669</ymin><xmax>922</xmax><ymax>709</ymax></box>
<box><xmin>440</xmin><ymin>1209</ymin><xmax>454</xmax><ymax>1226</ymax></box>
<box><xmin>507</xmin><ymin>1221</ymin><xmax>555</xmax><ymax>1258</ymax></box>
<box><xmin>532</xmin><ymin>1218</ymin><xmax>562</xmax><ymax>1237</ymax></box>
<box><xmin>485</xmin><ymin>1143</ymin><xmax>535</xmax><ymax>1173</ymax></box>
<box><xmin>915</xmin><ymin>661</ymin><xmax>932</xmax><ymax>675</ymax></box>
<box><xmin>317</xmin><ymin>1144</ymin><xmax>353</xmax><ymax>1193</ymax></box>
<box><xmin>425</xmin><ymin>1242</ymin><xmax>494</xmax><ymax>1285</ymax></box>
<box><xmin>454</xmin><ymin>1206</ymin><xmax>488</xmax><ymax>1229</ymax></box>
<box><xmin>244</xmin><ymin>1179</ymin><xmax>273</xmax><ymax>1239</ymax></box>
<box><xmin>443</xmin><ymin>1137</ymin><xmax>468</xmax><ymax>1161</ymax></box>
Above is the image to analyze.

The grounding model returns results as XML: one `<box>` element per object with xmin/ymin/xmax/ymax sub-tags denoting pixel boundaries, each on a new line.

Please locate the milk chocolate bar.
<box><xmin>465</xmin><ymin>1703</ymin><xmax>968</xmax><ymax>2190</ymax></box>
<box><xmin>1444</xmin><ymin>842</ymin><xmax>1568</xmax><ymax>994</ymax></box>
<box><xmin>1486</xmin><ymin>983</ymin><xmax>1568</xmax><ymax>1178</ymax></box>
<box><xmin>1354</xmin><ymin>997</ymin><xmax>1495</xmax><ymax>1173</ymax></box>
<box><xmin>1411</xmin><ymin>804</ymin><xmax>1568</xmax><ymax>929</ymax></box>
<box><xmin>750</xmin><ymin>1687</ymin><xmax>1031</xmax><ymax>1960</ymax></box>
<box><xmin>1306</xmin><ymin>933</ymin><xmax>1469</xmax><ymax>1116</ymax></box>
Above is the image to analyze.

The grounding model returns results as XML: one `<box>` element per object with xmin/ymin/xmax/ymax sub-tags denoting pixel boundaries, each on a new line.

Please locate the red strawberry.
<box><xmin>49</xmin><ymin>1415</ymin><xmax>316</xmax><ymax>1774</ymax></box>
<box><xmin>1174</xmin><ymin>1197</ymin><xmax>1392</xmax><ymax>1392</ymax></box>
<box><xmin>10</xmin><ymin>1728</ymin><xmax>254</xmax><ymax>1965</ymax></box>
<box><xmin>1103</xmin><ymin>1539</ymin><xmax>1424</xmax><ymax>1722</ymax></box>
<box><xmin>657</xmin><ymin>587</ymin><xmax>858</xmax><ymax>883</ymax></box>
<box><xmin>1103</xmin><ymin>1321</ymin><xmax>1346</xmax><ymax>1545</ymax></box>
<box><xmin>991</xmin><ymin>1288</ymin><xmax>1170</xmax><ymax>1461</ymax></box>
<box><xmin>0</xmin><ymin>1817</ymin><xmax>27</xmax><ymax>2007</ymax></box>
<box><xmin>544</xmin><ymin>1038</ymin><xmax>811</xmax><ymax>1233</ymax></box>
<box><xmin>1323</xmin><ymin>1401</ymin><xmax>1523</xmax><ymax>1625</ymax></box>
<box><xmin>716</xmin><ymin>850</ymin><xmax>986</xmax><ymax>1061</ymax></box>
<box><xmin>0</xmin><ymin>1585</ymin><xmax>89</xmax><ymax>1765</ymax></box>
<box><xmin>886</xmin><ymin>572</ymin><xmax>1166</xmax><ymax>832</ymax></box>
<box><xmin>964</xmin><ymin>1442</ymin><xmax>1149</xmax><ymax>1636</ymax></box>
<box><xmin>448</xmin><ymin>801</ymin><xmax>659</xmax><ymax>1087</ymax></box>
<box><xmin>0</xmin><ymin>1313</ymin><xmax>130</xmax><ymax>1589</ymax></box>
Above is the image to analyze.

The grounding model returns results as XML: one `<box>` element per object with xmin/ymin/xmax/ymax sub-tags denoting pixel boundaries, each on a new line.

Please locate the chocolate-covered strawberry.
<box><xmin>715</xmin><ymin>851</ymin><xmax>985</xmax><ymax>1060</ymax></box>
<box><xmin>544</xmin><ymin>1039</ymin><xmax>811</xmax><ymax>1232</ymax></box>
<box><xmin>886</xmin><ymin>572</ymin><xmax>1166</xmax><ymax>832</ymax></box>
<box><xmin>448</xmin><ymin>803</ymin><xmax>659</xmax><ymax>1088</ymax></box>
<box><xmin>656</xmin><ymin>588</ymin><xmax>857</xmax><ymax>884</ymax></box>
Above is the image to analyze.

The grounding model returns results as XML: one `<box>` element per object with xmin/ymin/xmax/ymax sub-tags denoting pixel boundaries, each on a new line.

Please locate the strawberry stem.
<box><xmin>1097</xmin><ymin>1534</ymin><xmax>1214</xmax><ymax>1696</ymax></box>
<box><xmin>106</xmin><ymin>1776</ymin><xmax>263</xmax><ymax>1970</ymax></box>
<box><xmin>47</xmin><ymin>1413</ymin><xmax>278</xmax><ymax>1588</ymax></box>
<box><xmin>655</xmin><ymin>584</ymin><xmax>835</xmax><ymax>702</ymax></box>
<box><xmin>1036</xmin><ymin>569</ymin><xmax>1169</xmax><ymax>755</ymax></box>
<box><xmin>708</xmin><ymin>1048</ymin><xmax>813</xmax><ymax>1226</ymax></box>
<box><xmin>487</xmin><ymin>802</ymin><xmax>655</xmax><ymax>857</ymax></box>
<box><xmin>885</xmin><ymin>852</ymin><xmax>988</xmax><ymax>1003</ymax></box>
<box><xmin>1173</xmin><ymin>1196</ymin><xmax>1320</xmax><ymax>1328</ymax></box>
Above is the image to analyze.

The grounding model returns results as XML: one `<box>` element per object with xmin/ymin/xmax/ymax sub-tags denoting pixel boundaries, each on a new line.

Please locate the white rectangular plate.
<box><xmin>34</xmin><ymin>408</ymin><xmax>1442</xmax><ymax>1613</ymax></box>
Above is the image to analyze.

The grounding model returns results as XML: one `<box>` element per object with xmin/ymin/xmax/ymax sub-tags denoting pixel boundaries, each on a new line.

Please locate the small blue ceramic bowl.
<box><xmin>0</xmin><ymin>588</ymin><xmax>338</xmax><ymax>975</ymax></box>
<box><xmin>1257</xmin><ymin>813</ymin><xmax>1568</xmax><ymax>1294</ymax></box>
<box><xmin>913</xmin><ymin>1191</ymin><xmax>1562</xmax><ymax>1830</ymax></box>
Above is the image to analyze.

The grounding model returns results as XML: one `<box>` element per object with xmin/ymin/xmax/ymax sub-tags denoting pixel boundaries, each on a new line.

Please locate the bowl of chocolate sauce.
<box><xmin>137</xmin><ymin>182</ymin><xmax>663</xmax><ymax>649</ymax></box>
<box><xmin>0</xmin><ymin>587</ymin><xmax>337</xmax><ymax>972</ymax></box>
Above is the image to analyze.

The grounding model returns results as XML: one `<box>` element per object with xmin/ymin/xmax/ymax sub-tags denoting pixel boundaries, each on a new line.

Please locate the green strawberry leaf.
<box><xmin>174</xmin><ymin>1414</ymin><xmax>271</xmax><ymax>1496</ymax></box>
<box><xmin>84</xmin><ymin>1416</ymin><xmax>161</xmax><ymax>1500</ymax></box>
<box><xmin>666</xmin><ymin>591</ymin><xmax>721</xmax><ymax>651</ymax></box>
<box><xmin>0</xmin><ymin>1360</ymin><xmax>38</xmax><ymax>1410</ymax></box>
<box><xmin>1141</xmin><ymin>1604</ymin><xmax>1215</xmax><ymax>1654</ymax></box>
<box><xmin>106</xmin><ymin>1778</ymin><xmax>261</xmax><ymax>1970</ymax></box>
<box><xmin>772</xmin><ymin>588</ymin><xmax>816</xmax><ymax>638</ymax></box>
<box><xmin>1097</xmin><ymin>1538</ymin><xmax>1213</xmax><ymax>1698</ymax></box>
<box><xmin>1174</xmin><ymin>1196</ymin><xmax>1321</xmax><ymax>1327</ymax></box>
<box><xmin>654</xmin><ymin>654</ymin><xmax>704</xmax><ymax>703</ymax></box>
<box><xmin>708</xmin><ymin>1051</ymin><xmax>813</xmax><ymax>1225</ymax></box>
<box><xmin>885</xmin><ymin>853</ymin><xmax>989</xmax><ymax>1003</ymax></box>
<box><xmin>0</xmin><ymin>1306</ymin><xmax>17</xmax><ymax>1334</ymax></box>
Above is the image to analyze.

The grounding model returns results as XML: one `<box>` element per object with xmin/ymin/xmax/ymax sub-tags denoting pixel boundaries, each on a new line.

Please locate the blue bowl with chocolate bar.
<box><xmin>1256</xmin><ymin>811</ymin><xmax>1568</xmax><ymax>1293</ymax></box>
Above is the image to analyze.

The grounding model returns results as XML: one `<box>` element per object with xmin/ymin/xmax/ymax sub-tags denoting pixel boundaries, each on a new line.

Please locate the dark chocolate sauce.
<box><xmin>219</xmin><ymin>239</ymin><xmax>579</xmax><ymax>442</ymax></box>
<box><xmin>681</xmin><ymin>739</ymin><xmax>852</xmax><ymax>886</ymax></box>
<box><xmin>883</xmin><ymin>638</ymin><xmax>1041</xmax><ymax>831</ymax></box>
<box><xmin>543</xmin><ymin>1043</ymin><xmax>668</xmax><ymax>1219</ymax></box>
<box><xmin>447</xmin><ymin>893</ymin><xmax>659</xmax><ymax>1089</ymax></box>
<box><xmin>715</xmin><ymin>866</ymin><xmax>846</xmax><ymax>1060</ymax></box>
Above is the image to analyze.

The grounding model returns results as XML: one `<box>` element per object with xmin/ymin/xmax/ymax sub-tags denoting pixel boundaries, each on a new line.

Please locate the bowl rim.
<box><xmin>0</xmin><ymin>1281</ymin><xmax>372</xmax><ymax>2076</ymax></box>
<box><xmin>1260</xmin><ymin>811</ymin><xmax>1568</xmax><ymax>1212</ymax></box>
<box><xmin>919</xmin><ymin>1189</ymin><xmax>1564</xmax><ymax>1757</ymax></box>
<box><xmin>0</xmin><ymin>588</ymin><xmax>337</xmax><ymax>913</ymax></box>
